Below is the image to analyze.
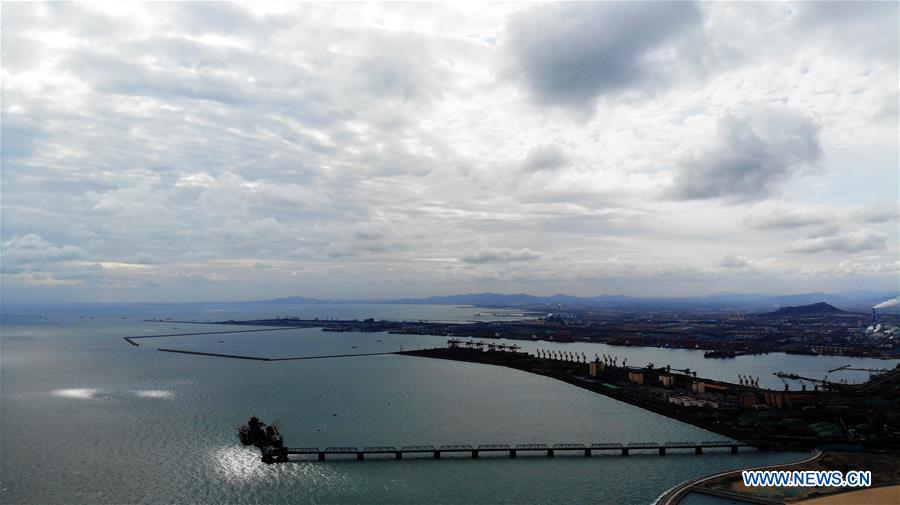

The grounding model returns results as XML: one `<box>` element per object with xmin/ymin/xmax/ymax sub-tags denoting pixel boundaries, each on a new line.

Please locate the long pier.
<box><xmin>274</xmin><ymin>440</ymin><xmax>750</xmax><ymax>462</ymax></box>
<box><xmin>240</xmin><ymin>418</ymin><xmax>754</xmax><ymax>464</ymax></box>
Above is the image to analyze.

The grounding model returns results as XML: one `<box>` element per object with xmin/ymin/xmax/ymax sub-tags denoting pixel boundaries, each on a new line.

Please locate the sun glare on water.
<box><xmin>52</xmin><ymin>388</ymin><xmax>174</xmax><ymax>399</ymax></box>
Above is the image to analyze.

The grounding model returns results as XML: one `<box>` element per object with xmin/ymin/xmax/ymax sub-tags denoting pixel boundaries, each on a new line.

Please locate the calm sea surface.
<box><xmin>4</xmin><ymin>302</ymin><xmax>888</xmax><ymax>504</ymax></box>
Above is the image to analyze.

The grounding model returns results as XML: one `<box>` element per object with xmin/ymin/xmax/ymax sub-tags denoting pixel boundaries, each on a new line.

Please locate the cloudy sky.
<box><xmin>2</xmin><ymin>2</ymin><xmax>898</xmax><ymax>303</ymax></box>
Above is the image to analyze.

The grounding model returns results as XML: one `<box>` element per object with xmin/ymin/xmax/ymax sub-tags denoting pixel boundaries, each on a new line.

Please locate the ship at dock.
<box><xmin>703</xmin><ymin>349</ymin><xmax>736</xmax><ymax>359</ymax></box>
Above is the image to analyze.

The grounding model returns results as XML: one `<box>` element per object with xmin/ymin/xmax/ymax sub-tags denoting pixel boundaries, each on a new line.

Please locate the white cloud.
<box><xmin>1</xmin><ymin>2</ymin><xmax>897</xmax><ymax>301</ymax></box>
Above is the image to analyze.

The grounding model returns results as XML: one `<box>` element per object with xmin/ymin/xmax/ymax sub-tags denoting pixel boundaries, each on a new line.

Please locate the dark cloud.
<box><xmin>790</xmin><ymin>1</ymin><xmax>899</xmax><ymax>61</ymax></box>
<box><xmin>521</xmin><ymin>144</ymin><xmax>569</xmax><ymax>172</ymax></box>
<box><xmin>163</xmin><ymin>2</ymin><xmax>267</xmax><ymax>35</ymax></box>
<box><xmin>352</xmin><ymin>230</ymin><xmax>383</xmax><ymax>241</ymax></box>
<box><xmin>719</xmin><ymin>254</ymin><xmax>751</xmax><ymax>269</ymax></box>
<box><xmin>135</xmin><ymin>253</ymin><xmax>160</xmax><ymax>265</ymax></box>
<box><xmin>64</xmin><ymin>50</ymin><xmax>253</xmax><ymax>106</ymax></box>
<box><xmin>0</xmin><ymin>118</ymin><xmax>42</xmax><ymax>161</ymax></box>
<box><xmin>351</xmin><ymin>33</ymin><xmax>448</xmax><ymax>104</ymax></box>
<box><xmin>1</xmin><ymin>234</ymin><xmax>89</xmax><ymax>273</ymax></box>
<box><xmin>668</xmin><ymin>107</ymin><xmax>822</xmax><ymax>201</ymax></box>
<box><xmin>461</xmin><ymin>247</ymin><xmax>541</xmax><ymax>264</ymax></box>
<box><xmin>504</xmin><ymin>2</ymin><xmax>702</xmax><ymax>110</ymax></box>
<box><xmin>787</xmin><ymin>229</ymin><xmax>887</xmax><ymax>254</ymax></box>
<box><xmin>852</xmin><ymin>203</ymin><xmax>899</xmax><ymax>224</ymax></box>
<box><xmin>748</xmin><ymin>210</ymin><xmax>831</xmax><ymax>230</ymax></box>
<box><xmin>718</xmin><ymin>254</ymin><xmax>762</xmax><ymax>275</ymax></box>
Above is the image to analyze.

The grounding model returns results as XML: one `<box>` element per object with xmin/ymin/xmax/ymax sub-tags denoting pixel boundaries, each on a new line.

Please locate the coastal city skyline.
<box><xmin>3</xmin><ymin>2</ymin><xmax>898</xmax><ymax>303</ymax></box>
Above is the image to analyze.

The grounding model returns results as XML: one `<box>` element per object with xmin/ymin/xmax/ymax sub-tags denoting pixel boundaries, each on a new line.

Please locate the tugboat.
<box><xmin>238</xmin><ymin>416</ymin><xmax>287</xmax><ymax>463</ymax></box>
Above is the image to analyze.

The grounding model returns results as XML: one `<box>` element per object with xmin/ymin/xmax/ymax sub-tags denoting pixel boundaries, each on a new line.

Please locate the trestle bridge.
<box><xmin>265</xmin><ymin>440</ymin><xmax>751</xmax><ymax>462</ymax></box>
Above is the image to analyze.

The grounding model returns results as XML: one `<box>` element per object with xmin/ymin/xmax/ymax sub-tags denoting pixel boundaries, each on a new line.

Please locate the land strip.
<box><xmin>179</xmin><ymin>309</ymin><xmax>900</xmax><ymax>358</ymax></box>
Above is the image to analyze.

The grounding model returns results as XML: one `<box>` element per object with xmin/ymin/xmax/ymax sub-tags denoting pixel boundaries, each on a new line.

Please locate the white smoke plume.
<box><xmin>874</xmin><ymin>297</ymin><xmax>900</xmax><ymax>309</ymax></box>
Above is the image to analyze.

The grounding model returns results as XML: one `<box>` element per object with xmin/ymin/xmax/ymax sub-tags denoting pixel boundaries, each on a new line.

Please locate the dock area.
<box><xmin>397</xmin><ymin>345</ymin><xmax>900</xmax><ymax>452</ymax></box>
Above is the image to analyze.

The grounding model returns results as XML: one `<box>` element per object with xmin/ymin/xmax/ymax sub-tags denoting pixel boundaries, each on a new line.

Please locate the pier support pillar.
<box><xmin>547</xmin><ymin>449</ymin><xmax>554</xmax><ymax>458</ymax></box>
<box><xmin>659</xmin><ymin>447</ymin><xmax>666</xmax><ymax>456</ymax></box>
<box><xmin>357</xmin><ymin>452</ymin><xmax>364</xmax><ymax>461</ymax></box>
<box><xmin>318</xmin><ymin>452</ymin><xmax>325</xmax><ymax>461</ymax></box>
<box><xmin>695</xmin><ymin>447</ymin><xmax>702</xmax><ymax>455</ymax></box>
<box><xmin>433</xmin><ymin>451</ymin><xmax>440</xmax><ymax>459</ymax></box>
<box><xmin>395</xmin><ymin>452</ymin><xmax>402</xmax><ymax>460</ymax></box>
<box><xmin>584</xmin><ymin>449</ymin><xmax>591</xmax><ymax>457</ymax></box>
<box><xmin>731</xmin><ymin>445</ymin><xmax>738</xmax><ymax>454</ymax></box>
<box><xmin>471</xmin><ymin>450</ymin><xmax>478</xmax><ymax>459</ymax></box>
<box><xmin>510</xmin><ymin>449</ymin><xmax>517</xmax><ymax>458</ymax></box>
<box><xmin>622</xmin><ymin>448</ymin><xmax>629</xmax><ymax>456</ymax></box>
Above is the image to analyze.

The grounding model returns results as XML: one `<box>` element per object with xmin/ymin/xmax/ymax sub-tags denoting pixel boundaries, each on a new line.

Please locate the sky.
<box><xmin>1</xmin><ymin>1</ymin><xmax>898</xmax><ymax>303</ymax></box>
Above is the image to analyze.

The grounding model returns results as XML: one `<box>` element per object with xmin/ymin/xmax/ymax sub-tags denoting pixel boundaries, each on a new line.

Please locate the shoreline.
<box><xmin>176</xmin><ymin>316</ymin><xmax>900</xmax><ymax>360</ymax></box>
<box><xmin>658</xmin><ymin>450</ymin><xmax>900</xmax><ymax>504</ymax></box>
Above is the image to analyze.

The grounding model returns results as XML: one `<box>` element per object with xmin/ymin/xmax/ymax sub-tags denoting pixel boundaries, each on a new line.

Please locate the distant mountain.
<box><xmin>391</xmin><ymin>292</ymin><xmax>641</xmax><ymax>306</ymax></box>
<box><xmin>247</xmin><ymin>290</ymin><xmax>898</xmax><ymax>311</ymax></box>
<box><xmin>765</xmin><ymin>302</ymin><xmax>846</xmax><ymax>317</ymax></box>
<box><xmin>392</xmin><ymin>292</ymin><xmax>554</xmax><ymax>306</ymax></box>
<box><xmin>388</xmin><ymin>291</ymin><xmax>896</xmax><ymax>311</ymax></box>
<box><xmin>254</xmin><ymin>296</ymin><xmax>331</xmax><ymax>304</ymax></box>
<box><xmin>697</xmin><ymin>291</ymin><xmax>895</xmax><ymax>311</ymax></box>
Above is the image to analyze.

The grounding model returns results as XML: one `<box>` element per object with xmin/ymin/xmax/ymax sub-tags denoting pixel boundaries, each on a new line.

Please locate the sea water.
<box><xmin>2</xmin><ymin>302</ymin><xmax>857</xmax><ymax>504</ymax></box>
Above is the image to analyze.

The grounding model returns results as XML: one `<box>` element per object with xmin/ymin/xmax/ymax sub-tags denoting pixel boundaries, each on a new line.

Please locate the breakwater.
<box><xmin>158</xmin><ymin>348</ymin><xmax>398</xmax><ymax>361</ymax></box>
<box><xmin>123</xmin><ymin>327</ymin><xmax>295</xmax><ymax>346</ymax></box>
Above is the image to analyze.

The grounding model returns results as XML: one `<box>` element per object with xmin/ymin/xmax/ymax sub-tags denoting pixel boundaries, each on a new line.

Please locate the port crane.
<box><xmin>664</xmin><ymin>365</ymin><xmax>697</xmax><ymax>377</ymax></box>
